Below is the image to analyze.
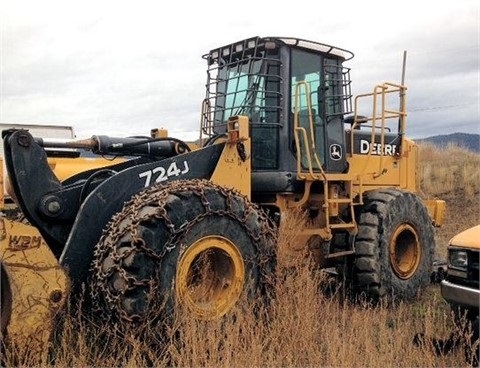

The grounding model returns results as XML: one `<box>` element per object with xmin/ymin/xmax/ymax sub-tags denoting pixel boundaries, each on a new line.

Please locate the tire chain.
<box><xmin>89</xmin><ymin>179</ymin><xmax>277</xmax><ymax>323</ymax></box>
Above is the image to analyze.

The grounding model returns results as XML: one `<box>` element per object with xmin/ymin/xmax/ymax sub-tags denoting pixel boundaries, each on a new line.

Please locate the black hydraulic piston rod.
<box><xmin>34</xmin><ymin>135</ymin><xmax>190</xmax><ymax>158</ymax></box>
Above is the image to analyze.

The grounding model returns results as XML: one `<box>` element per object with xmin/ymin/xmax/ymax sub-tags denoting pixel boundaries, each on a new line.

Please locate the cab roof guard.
<box><xmin>204</xmin><ymin>36</ymin><xmax>354</xmax><ymax>64</ymax></box>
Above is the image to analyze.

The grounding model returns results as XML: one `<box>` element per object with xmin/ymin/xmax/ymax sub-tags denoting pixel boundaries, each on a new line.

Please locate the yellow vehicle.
<box><xmin>0</xmin><ymin>36</ymin><xmax>445</xmax><ymax>356</ymax></box>
<box><xmin>441</xmin><ymin>225</ymin><xmax>479</xmax><ymax>364</ymax></box>
<box><xmin>416</xmin><ymin>226</ymin><xmax>479</xmax><ymax>365</ymax></box>
<box><xmin>442</xmin><ymin>225</ymin><xmax>480</xmax><ymax>316</ymax></box>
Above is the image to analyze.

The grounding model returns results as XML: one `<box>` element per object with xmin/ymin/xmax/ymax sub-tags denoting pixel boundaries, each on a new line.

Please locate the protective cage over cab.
<box><xmin>200</xmin><ymin>36</ymin><xmax>355</xmax><ymax>194</ymax></box>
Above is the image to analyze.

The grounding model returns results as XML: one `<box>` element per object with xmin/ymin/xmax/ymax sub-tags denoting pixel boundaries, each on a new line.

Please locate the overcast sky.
<box><xmin>1</xmin><ymin>0</ymin><xmax>478</xmax><ymax>140</ymax></box>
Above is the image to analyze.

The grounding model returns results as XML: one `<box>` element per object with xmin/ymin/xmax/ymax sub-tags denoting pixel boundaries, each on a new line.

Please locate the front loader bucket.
<box><xmin>0</xmin><ymin>218</ymin><xmax>69</xmax><ymax>363</ymax></box>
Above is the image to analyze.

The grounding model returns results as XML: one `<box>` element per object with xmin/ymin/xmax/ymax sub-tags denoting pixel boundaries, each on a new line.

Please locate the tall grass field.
<box><xmin>2</xmin><ymin>143</ymin><xmax>479</xmax><ymax>367</ymax></box>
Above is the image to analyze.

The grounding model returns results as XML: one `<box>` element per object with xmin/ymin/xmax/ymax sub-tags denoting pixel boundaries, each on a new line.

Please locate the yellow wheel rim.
<box><xmin>176</xmin><ymin>235</ymin><xmax>245</xmax><ymax>319</ymax></box>
<box><xmin>389</xmin><ymin>224</ymin><xmax>421</xmax><ymax>279</ymax></box>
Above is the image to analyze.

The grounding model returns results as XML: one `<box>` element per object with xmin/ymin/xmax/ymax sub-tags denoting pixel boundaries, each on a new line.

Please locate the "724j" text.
<box><xmin>138</xmin><ymin>160</ymin><xmax>190</xmax><ymax>187</ymax></box>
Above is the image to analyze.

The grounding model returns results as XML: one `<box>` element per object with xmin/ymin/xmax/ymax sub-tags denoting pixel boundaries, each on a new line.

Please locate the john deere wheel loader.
<box><xmin>0</xmin><ymin>36</ymin><xmax>445</xmax><ymax>355</ymax></box>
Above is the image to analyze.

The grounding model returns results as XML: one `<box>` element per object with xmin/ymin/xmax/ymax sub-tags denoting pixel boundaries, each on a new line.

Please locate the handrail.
<box><xmin>292</xmin><ymin>81</ymin><xmax>326</xmax><ymax>181</ymax></box>
<box><xmin>294</xmin><ymin>127</ymin><xmax>315</xmax><ymax>180</ymax></box>
<box><xmin>350</xmin><ymin>82</ymin><xmax>407</xmax><ymax>178</ymax></box>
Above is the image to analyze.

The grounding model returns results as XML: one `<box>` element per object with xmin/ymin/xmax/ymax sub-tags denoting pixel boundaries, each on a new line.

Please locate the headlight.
<box><xmin>448</xmin><ymin>250</ymin><xmax>468</xmax><ymax>269</ymax></box>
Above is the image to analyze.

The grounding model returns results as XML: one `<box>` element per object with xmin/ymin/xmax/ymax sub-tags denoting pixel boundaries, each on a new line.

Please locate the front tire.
<box><xmin>90</xmin><ymin>179</ymin><xmax>276</xmax><ymax>325</ymax></box>
<box><xmin>0</xmin><ymin>263</ymin><xmax>12</xmax><ymax>339</ymax></box>
<box><xmin>352</xmin><ymin>188</ymin><xmax>434</xmax><ymax>300</ymax></box>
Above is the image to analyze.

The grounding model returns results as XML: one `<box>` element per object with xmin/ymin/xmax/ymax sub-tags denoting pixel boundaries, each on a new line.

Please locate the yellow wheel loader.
<box><xmin>0</xmin><ymin>36</ymin><xmax>445</xmax><ymax>356</ymax></box>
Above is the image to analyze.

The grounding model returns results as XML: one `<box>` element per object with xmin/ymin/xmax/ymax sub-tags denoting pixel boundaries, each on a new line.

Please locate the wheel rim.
<box><xmin>389</xmin><ymin>224</ymin><xmax>421</xmax><ymax>279</ymax></box>
<box><xmin>176</xmin><ymin>235</ymin><xmax>245</xmax><ymax>319</ymax></box>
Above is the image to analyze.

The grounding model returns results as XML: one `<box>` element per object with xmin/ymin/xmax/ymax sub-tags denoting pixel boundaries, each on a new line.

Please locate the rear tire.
<box><xmin>352</xmin><ymin>188</ymin><xmax>434</xmax><ymax>300</ymax></box>
<box><xmin>90</xmin><ymin>179</ymin><xmax>276</xmax><ymax>325</ymax></box>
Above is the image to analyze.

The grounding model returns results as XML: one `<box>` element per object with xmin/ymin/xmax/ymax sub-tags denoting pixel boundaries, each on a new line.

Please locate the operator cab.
<box><xmin>201</xmin><ymin>36</ymin><xmax>354</xmax><ymax>193</ymax></box>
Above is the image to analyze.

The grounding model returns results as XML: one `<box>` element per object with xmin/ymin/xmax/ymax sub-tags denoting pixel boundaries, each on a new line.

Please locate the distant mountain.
<box><xmin>415</xmin><ymin>132</ymin><xmax>480</xmax><ymax>153</ymax></box>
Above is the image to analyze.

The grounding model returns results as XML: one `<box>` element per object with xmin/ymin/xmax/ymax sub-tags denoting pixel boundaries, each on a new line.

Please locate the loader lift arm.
<box><xmin>2</xmin><ymin>129</ymin><xmax>226</xmax><ymax>292</ymax></box>
<box><xmin>2</xmin><ymin>130</ymin><xmax>155</xmax><ymax>256</ymax></box>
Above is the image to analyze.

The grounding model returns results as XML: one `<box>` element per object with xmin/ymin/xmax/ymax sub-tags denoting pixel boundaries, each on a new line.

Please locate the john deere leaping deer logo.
<box><xmin>330</xmin><ymin>144</ymin><xmax>342</xmax><ymax>161</ymax></box>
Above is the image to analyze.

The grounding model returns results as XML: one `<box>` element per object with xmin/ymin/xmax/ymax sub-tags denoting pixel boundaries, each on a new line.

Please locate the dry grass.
<box><xmin>6</xmin><ymin>268</ymin><xmax>476</xmax><ymax>367</ymax></box>
<box><xmin>419</xmin><ymin>143</ymin><xmax>480</xmax><ymax>258</ymax></box>
<box><xmin>419</xmin><ymin>142</ymin><xmax>480</xmax><ymax>199</ymax></box>
<box><xmin>3</xmin><ymin>143</ymin><xmax>479</xmax><ymax>367</ymax></box>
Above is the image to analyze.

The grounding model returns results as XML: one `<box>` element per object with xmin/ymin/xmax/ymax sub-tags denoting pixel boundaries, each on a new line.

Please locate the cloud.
<box><xmin>1</xmin><ymin>0</ymin><xmax>479</xmax><ymax>140</ymax></box>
